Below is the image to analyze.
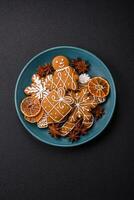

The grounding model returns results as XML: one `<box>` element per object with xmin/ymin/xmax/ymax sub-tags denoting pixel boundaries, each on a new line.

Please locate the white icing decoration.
<box><xmin>96</xmin><ymin>97</ymin><xmax>106</xmax><ymax>104</ymax></box>
<box><xmin>24</xmin><ymin>74</ymin><xmax>50</xmax><ymax>100</ymax></box>
<box><xmin>37</xmin><ymin>114</ymin><xmax>48</xmax><ymax>128</ymax></box>
<box><xmin>61</xmin><ymin>89</ymin><xmax>96</xmax><ymax>135</ymax></box>
<box><xmin>79</xmin><ymin>73</ymin><xmax>90</xmax><ymax>84</ymax></box>
<box><xmin>69</xmin><ymin>89</ymin><xmax>96</xmax><ymax>126</ymax></box>
<box><xmin>47</xmin><ymin>66</ymin><xmax>77</xmax><ymax>90</ymax></box>
<box><xmin>42</xmin><ymin>87</ymin><xmax>74</xmax><ymax>123</ymax></box>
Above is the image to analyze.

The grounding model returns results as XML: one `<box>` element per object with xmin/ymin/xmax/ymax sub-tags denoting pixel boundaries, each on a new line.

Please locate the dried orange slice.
<box><xmin>20</xmin><ymin>97</ymin><xmax>41</xmax><ymax>117</ymax></box>
<box><xmin>24</xmin><ymin>109</ymin><xmax>44</xmax><ymax>123</ymax></box>
<box><xmin>88</xmin><ymin>77</ymin><xmax>110</xmax><ymax>98</ymax></box>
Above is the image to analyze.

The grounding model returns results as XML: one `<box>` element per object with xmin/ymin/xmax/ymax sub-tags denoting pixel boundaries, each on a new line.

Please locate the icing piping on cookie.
<box><xmin>41</xmin><ymin>87</ymin><xmax>74</xmax><ymax>123</ymax></box>
<box><xmin>60</xmin><ymin>89</ymin><xmax>96</xmax><ymax>135</ymax></box>
<box><xmin>44</xmin><ymin>55</ymin><xmax>79</xmax><ymax>91</ymax></box>
<box><xmin>24</xmin><ymin>74</ymin><xmax>49</xmax><ymax>99</ymax></box>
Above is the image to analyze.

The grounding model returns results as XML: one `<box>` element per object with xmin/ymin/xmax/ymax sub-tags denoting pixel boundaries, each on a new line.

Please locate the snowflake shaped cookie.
<box><xmin>60</xmin><ymin>88</ymin><xmax>97</xmax><ymax>135</ymax></box>
<box><xmin>24</xmin><ymin>74</ymin><xmax>49</xmax><ymax>100</ymax></box>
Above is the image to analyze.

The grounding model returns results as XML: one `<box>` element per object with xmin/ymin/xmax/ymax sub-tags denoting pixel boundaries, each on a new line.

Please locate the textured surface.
<box><xmin>0</xmin><ymin>0</ymin><xmax>134</xmax><ymax>200</ymax></box>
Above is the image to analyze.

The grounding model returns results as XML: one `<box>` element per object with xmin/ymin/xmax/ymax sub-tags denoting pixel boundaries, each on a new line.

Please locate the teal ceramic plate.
<box><xmin>15</xmin><ymin>46</ymin><xmax>116</xmax><ymax>147</ymax></box>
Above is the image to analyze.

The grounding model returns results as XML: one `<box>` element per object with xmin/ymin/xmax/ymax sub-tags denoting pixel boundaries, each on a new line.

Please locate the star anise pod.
<box><xmin>37</xmin><ymin>63</ymin><xmax>54</xmax><ymax>77</ymax></box>
<box><xmin>68</xmin><ymin>131</ymin><xmax>80</xmax><ymax>142</ymax></box>
<box><xmin>48</xmin><ymin>123</ymin><xmax>61</xmax><ymax>138</ymax></box>
<box><xmin>92</xmin><ymin>105</ymin><xmax>105</xmax><ymax>120</ymax></box>
<box><xmin>68</xmin><ymin>119</ymin><xmax>82</xmax><ymax>142</ymax></box>
<box><xmin>73</xmin><ymin>118</ymin><xmax>82</xmax><ymax>132</ymax></box>
<box><xmin>71</xmin><ymin>58</ymin><xmax>89</xmax><ymax>74</ymax></box>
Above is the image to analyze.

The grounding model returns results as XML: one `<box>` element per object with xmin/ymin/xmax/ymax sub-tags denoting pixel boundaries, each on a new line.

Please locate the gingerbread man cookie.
<box><xmin>41</xmin><ymin>87</ymin><xmax>74</xmax><ymax>123</ymax></box>
<box><xmin>45</xmin><ymin>56</ymin><xmax>79</xmax><ymax>91</ymax></box>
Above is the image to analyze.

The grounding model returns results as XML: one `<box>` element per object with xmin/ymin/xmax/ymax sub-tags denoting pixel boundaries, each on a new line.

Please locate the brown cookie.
<box><xmin>60</xmin><ymin>88</ymin><xmax>96</xmax><ymax>135</ymax></box>
<box><xmin>45</xmin><ymin>56</ymin><xmax>79</xmax><ymax>91</ymax></box>
<box><xmin>41</xmin><ymin>87</ymin><xmax>74</xmax><ymax>123</ymax></box>
<box><xmin>24</xmin><ymin>74</ymin><xmax>49</xmax><ymax>100</ymax></box>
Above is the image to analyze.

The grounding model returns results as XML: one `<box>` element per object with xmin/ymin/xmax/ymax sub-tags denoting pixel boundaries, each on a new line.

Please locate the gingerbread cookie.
<box><xmin>41</xmin><ymin>87</ymin><xmax>74</xmax><ymax>123</ymax></box>
<box><xmin>60</xmin><ymin>88</ymin><xmax>96</xmax><ymax>135</ymax></box>
<box><xmin>45</xmin><ymin>56</ymin><xmax>79</xmax><ymax>91</ymax></box>
<box><xmin>78</xmin><ymin>83</ymin><xmax>106</xmax><ymax>104</ymax></box>
<box><xmin>24</xmin><ymin>74</ymin><xmax>49</xmax><ymax>100</ymax></box>
<box><xmin>37</xmin><ymin>113</ymin><xmax>54</xmax><ymax>128</ymax></box>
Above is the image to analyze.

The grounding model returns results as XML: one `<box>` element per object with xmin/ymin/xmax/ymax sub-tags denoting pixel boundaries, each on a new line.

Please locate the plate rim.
<box><xmin>14</xmin><ymin>45</ymin><xmax>116</xmax><ymax>147</ymax></box>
